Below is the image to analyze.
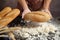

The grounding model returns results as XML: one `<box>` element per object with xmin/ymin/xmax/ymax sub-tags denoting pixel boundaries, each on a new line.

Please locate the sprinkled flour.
<box><xmin>13</xmin><ymin>21</ymin><xmax>60</xmax><ymax>40</ymax></box>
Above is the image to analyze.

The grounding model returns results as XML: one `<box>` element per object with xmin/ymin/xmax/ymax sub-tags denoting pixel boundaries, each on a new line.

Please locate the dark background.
<box><xmin>50</xmin><ymin>0</ymin><xmax>60</xmax><ymax>18</ymax></box>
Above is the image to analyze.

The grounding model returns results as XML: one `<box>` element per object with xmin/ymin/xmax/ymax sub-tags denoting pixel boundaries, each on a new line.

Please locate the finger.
<box><xmin>0</xmin><ymin>7</ymin><xmax>12</xmax><ymax>19</ymax></box>
<box><xmin>0</xmin><ymin>9</ymin><xmax>20</xmax><ymax>28</ymax></box>
<box><xmin>41</xmin><ymin>10</ymin><xmax>53</xmax><ymax>19</ymax></box>
<box><xmin>22</xmin><ymin>13</ymin><xmax>25</xmax><ymax>18</ymax></box>
<box><xmin>22</xmin><ymin>12</ymin><xmax>28</xmax><ymax>19</ymax></box>
<box><xmin>45</xmin><ymin>10</ymin><xmax>53</xmax><ymax>19</ymax></box>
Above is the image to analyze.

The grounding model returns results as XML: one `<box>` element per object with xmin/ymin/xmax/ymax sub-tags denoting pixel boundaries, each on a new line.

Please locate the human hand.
<box><xmin>41</xmin><ymin>9</ymin><xmax>53</xmax><ymax>19</ymax></box>
<box><xmin>22</xmin><ymin>9</ymin><xmax>31</xmax><ymax>18</ymax></box>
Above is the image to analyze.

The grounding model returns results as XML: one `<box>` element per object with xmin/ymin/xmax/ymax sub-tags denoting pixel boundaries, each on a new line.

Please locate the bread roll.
<box><xmin>24</xmin><ymin>11</ymin><xmax>51</xmax><ymax>22</ymax></box>
<box><xmin>0</xmin><ymin>7</ymin><xmax>12</xmax><ymax>19</ymax></box>
<box><xmin>0</xmin><ymin>9</ymin><xmax>20</xmax><ymax>28</ymax></box>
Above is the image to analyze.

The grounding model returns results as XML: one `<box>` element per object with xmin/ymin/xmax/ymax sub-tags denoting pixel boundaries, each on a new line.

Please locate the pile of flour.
<box><xmin>13</xmin><ymin>22</ymin><xmax>60</xmax><ymax>40</ymax></box>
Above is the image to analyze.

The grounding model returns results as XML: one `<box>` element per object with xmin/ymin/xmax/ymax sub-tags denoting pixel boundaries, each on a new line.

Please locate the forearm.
<box><xmin>18</xmin><ymin>0</ymin><xmax>29</xmax><ymax>10</ymax></box>
<box><xmin>42</xmin><ymin>0</ymin><xmax>52</xmax><ymax>9</ymax></box>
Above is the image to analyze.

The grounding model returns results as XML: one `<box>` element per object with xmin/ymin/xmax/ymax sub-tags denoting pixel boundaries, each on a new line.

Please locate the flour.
<box><xmin>13</xmin><ymin>22</ymin><xmax>59</xmax><ymax>40</ymax></box>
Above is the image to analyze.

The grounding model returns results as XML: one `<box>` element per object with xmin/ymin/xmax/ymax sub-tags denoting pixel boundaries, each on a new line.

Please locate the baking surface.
<box><xmin>13</xmin><ymin>18</ymin><xmax>60</xmax><ymax>40</ymax></box>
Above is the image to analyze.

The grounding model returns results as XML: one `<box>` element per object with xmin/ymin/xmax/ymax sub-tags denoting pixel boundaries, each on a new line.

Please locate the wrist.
<box><xmin>24</xmin><ymin>9</ymin><xmax>30</xmax><ymax>11</ymax></box>
<box><xmin>23</xmin><ymin>6</ymin><xmax>29</xmax><ymax>10</ymax></box>
<box><xmin>41</xmin><ymin>8</ymin><xmax>49</xmax><ymax>10</ymax></box>
<box><xmin>41</xmin><ymin>9</ymin><xmax>48</xmax><ymax>11</ymax></box>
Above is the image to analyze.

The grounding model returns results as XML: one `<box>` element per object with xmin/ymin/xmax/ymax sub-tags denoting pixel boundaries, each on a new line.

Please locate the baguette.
<box><xmin>0</xmin><ymin>27</ymin><xmax>21</xmax><ymax>33</ymax></box>
<box><xmin>24</xmin><ymin>11</ymin><xmax>51</xmax><ymax>22</ymax></box>
<box><xmin>0</xmin><ymin>9</ymin><xmax>20</xmax><ymax>28</ymax></box>
<box><xmin>8</xmin><ymin>32</ymin><xmax>16</xmax><ymax>40</ymax></box>
<box><xmin>0</xmin><ymin>7</ymin><xmax>12</xmax><ymax>19</ymax></box>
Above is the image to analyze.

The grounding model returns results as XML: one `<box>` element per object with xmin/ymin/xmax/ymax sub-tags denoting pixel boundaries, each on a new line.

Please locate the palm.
<box><xmin>22</xmin><ymin>9</ymin><xmax>31</xmax><ymax>18</ymax></box>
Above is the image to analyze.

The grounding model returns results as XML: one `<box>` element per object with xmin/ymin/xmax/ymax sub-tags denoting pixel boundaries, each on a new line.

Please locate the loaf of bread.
<box><xmin>0</xmin><ymin>7</ymin><xmax>12</xmax><ymax>19</ymax></box>
<box><xmin>24</xmin><ymin>11</ymin><xmax>52</xmax><ymax>22</ymax></box>
<box><xmin>0</xmin><ymin>9</ymin><xmax>20</xmax><ymax>28</ymax></box>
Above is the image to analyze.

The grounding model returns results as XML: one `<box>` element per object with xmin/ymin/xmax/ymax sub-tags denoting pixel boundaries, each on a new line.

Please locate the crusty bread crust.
<box><xmin>0</xmin><ymin>9</ymin><xmax>20</xmax><ymax>28</ymax></box>
<box><xmin>24</xmin><ymin>11</ymin><xmax>51</xmax><ymax>22</ymax></box>
<box><xmin>0</xmin><ymin>7</ymin><xmax>12</xmax><ymax>19</ymax></box>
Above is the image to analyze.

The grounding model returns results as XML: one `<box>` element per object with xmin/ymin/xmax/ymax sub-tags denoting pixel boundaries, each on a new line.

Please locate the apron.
<box><xmin>27</xmin><ymin>0</ymin><xmax>44</xmax><ymax>11</ymax></box>
<box><xmin>17</xmin><ymin>0</ymin><xmax>44</xmax><ymax>11</ymax></box>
